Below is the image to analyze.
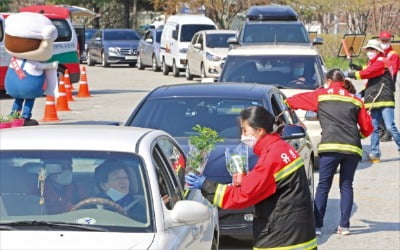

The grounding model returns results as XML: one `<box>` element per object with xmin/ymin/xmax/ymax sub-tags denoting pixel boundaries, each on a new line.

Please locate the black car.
<box><xmin>125</xmin><ymin>83</ymin><xmax>314</xmax><ymax>241</ymax></box>
<box><xmin>87</xmin><ymin>28</ymin><xmax>140</xmax><ymax>67</ymax></box>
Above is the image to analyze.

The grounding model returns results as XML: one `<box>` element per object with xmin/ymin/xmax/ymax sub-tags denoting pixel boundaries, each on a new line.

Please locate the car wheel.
<box><xmin>152</xmin><ymin>55</ymin><xmax>161</xmax><ymax>72</ymax></box>
<box><xmin>87</xmin><ymin>52</ymin><xmax>95</xmax><ymax>66</ymax></box>
<box><xmin>185</xmin><ymin>63</ymin><xmax>193</xmax><ymax>80</ymax></box>
<box><xmin>162</xmin><ymin>59</ymin><xmax>169</xmax><ymax>75</ymax></box>
<box><xmin>101</xmin><ymin>52</ymin><xmax>110</xmax><ymax>67</ymax></box>
<box><xmin>211</xmin><ymin>231</ymin><xmax>219</xmax><ymax>250</ymax></box>
<box><xmin>172</xmin><ymin>60</ymin><xmax>180</xmax><ymax>77</ymax></box>
<box><xmin>137</xmin><ymin>54</ymin><xmax>145</xmax><ymax>70</ymax></box>
<box><xmin>201</xmin><ymin>63</ymin><xmax>206</xmax><ymax>79</ymax></box>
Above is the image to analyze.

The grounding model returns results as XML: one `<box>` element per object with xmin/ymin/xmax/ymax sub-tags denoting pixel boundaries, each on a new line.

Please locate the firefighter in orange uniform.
<box><xmin>186</xmin><ymin>106</ymin><xmax>317</xmax><ymax>250</ymax></box>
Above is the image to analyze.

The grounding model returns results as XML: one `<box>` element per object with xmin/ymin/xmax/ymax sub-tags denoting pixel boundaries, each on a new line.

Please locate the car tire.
<box><xmin>137</xmin><ymin>55</ymin><xmax>145</xmax><ymax>70</ymax></box>
<box><xmin>185</xmin><ymin>63</ymin><xmax>193</xmax><ymax>80</ymax></box>
<box><xmin>162</xmin><ymin>59</ymin><xmax>169</xmax><ymax>75</ymax></box>
<box><xmin>172</xmin><ymin>60</ymin><xmax>180</xmax><ymax>77</ymax></box>
<box><xmin>87</xmin><ymin>52</ymin><xmax>95</xmax><ymax>66</ymax></box>
<box><xmin>201</xmin><ymin>63</ymin><xmax>206</xmax><ymax>79</ymax></box>
<box><xmin>101</xmin><ymin>52</ymin><xmax>110</xmax><ymax>68</ymax></box>
<box><xmin>211</xmin><ymin>231</ymin><xmax>219</xmax><ymax>250</ymax></box>
<box><xmin>152</xmin><ymin>55</ymin><xmax>161</xmax><ymax>72</ymax></box>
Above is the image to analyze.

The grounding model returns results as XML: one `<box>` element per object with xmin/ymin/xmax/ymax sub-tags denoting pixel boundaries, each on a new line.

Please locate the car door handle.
<box><xmin>192</xmin><ymin>225</ymin><xmax>202</xmax><ymax>239</ymax></box>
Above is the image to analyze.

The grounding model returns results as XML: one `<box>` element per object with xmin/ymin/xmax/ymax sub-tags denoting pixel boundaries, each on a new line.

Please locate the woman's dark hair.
<box><xmin>240</xmin><ymin>106</ymin><xmax>276</xmax><ymax>133</ymax></box>
<box><xmin>95</xmin><ymin>159</ymin><xmax>127</xmax><ymax>185</ymax></box>
<box><xmin>326</xmin><ymin>68</ymin><xmax>356</xmax><ymax>94</ymax></box>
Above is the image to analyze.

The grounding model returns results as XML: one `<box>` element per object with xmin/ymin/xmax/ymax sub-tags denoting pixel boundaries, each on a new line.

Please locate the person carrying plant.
<box><xmin>185</xmin><ymin>106</ymin><xmax>317</xmax><ymax>249</ymax></box>
<box><xmin>346</xmin><ymin>39</ymin><xmax>400</xmax><ymax>162</ymax></box>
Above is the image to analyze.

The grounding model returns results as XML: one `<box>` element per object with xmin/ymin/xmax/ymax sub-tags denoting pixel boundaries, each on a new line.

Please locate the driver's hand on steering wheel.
<box><xmin>294</xmin><ymin>77</ymin><xmax>305</xmax><ymax>84</ymax></box>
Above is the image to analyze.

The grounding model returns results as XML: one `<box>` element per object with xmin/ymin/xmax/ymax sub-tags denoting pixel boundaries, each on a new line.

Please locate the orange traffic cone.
<box><xmin>56</xmin><ymin>75</ymin><xmax>71</xmax><ymax>111</ymax></box>
<box><xmin>41</xmin><ymin>95</ymin><xmax>59</xmax><ymax>122</ymax></box>
<box><xmin>64</xmin><ymin>69</ymin><xmax>74</xmax><ymax>101</ymax></box>
<box><xmin>77</xmin><ymin>66</ymin><xmax>91</xmax><ymax>97</ymax></box>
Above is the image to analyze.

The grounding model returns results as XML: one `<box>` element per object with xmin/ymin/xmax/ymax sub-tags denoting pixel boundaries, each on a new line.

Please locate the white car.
<box><xmin>186</xmin><ymin>30</ymin><xmax>236</xmax><ymax>80</ymax></box>
<box><xmin>0</xmin><ymin>125</ymin><xmax>219</xmax><ymax>249</ymax></box>
<box><xmin>220</xmin><ymin>45</ymin><xmax>327</xmax><ymax>168</ymax></box>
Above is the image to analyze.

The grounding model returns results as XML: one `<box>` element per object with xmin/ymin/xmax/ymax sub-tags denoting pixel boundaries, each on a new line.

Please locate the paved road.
<box><xmin>1</xmin><ymin>65</ymin><xmax>399</xmax><ymax>250</ymax></box>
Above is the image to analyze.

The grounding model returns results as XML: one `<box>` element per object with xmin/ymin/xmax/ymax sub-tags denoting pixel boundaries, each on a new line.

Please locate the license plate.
<box><xmin>125</xmin><ymin>56</ymin><xmax>137</xmax><ymax>60</ymax></box>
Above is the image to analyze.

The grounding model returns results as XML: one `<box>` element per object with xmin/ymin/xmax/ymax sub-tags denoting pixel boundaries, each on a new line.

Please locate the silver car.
<box><xmin>186</xmin><ymin>30</ymin><xmax>236</xmax><ymax>80</ymax></box>
<box><xmin>0</xmin><ymin>125</ymin><xmax>219</xmax><ymax>249</ymax></box>
<box><xmin>137</xmin><ymin>28</ymin><xmax>163</xmax><ymax>72</ymax></box>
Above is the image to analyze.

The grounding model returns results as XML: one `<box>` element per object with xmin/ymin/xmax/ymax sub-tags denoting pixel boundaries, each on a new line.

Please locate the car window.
<box><xmin>180</xmin><ymin>24</ymin><xmax>216</xmax><ymax>42</ymax></box>
<box><xmin>104</xmin><ymin>30</ymin><xmax>140</xmax><ymax>40</ymax></box>
<box><xmin>191</xmin><ymin>33</ymin><xmax>199</xmax><ymax>45</ymax></box>
<box><xmin>197</xmin><ymin>34</ymin><xmax>203</xmax><ymax>49</ymax></box>
<box><xmin>220</xmin><ymin>55</ymin><xmax>321</xmax><ymax>89</ymax></box>
<box><xmin>130</xmin><ymin>98</ymin><xmax>263</xmax><ymax>138</ymax></box>
<box><xmin>242</xmin><ymin>22</ymin><xmax>309</xmax><ymax>44</ymax></box>
<box><xmin>85</xmin><ymin>29</ymin><xmax>97</xmax><ymax>42</ymax></box>
<box><xmin>157</xmin><ymin>137</ymin><xmax>186</xmax><ymax>186</ymax></box>
<box><xmin>0</xmin><ymin>150</ymin><xmax>153</xmax><ymax>232</ymax></box>
<box><xmin>152</xmin><ymin>146</ymin><xmax>183</xmax><ymax>209</ymax></box>
<box><xmin>155</xmin><ymin>30</ymin><xmax>162</xmax><ymax>43</ymax></box>
<box><xmin>272</xmin><ymin>92</ymin><xmax>298</xmax><ymax>125</ymax></box>
<box><xmin>206</xmin><ymin>33</ymin><xmax>235</xmax><ymax>48</ymax></box>
<box><xmin>51</xmin><ymin>19</ymin><xmax>72</xmax><ymax>42</ymax></box>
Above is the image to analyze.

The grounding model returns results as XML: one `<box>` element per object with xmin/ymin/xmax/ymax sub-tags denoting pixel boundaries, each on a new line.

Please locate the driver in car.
<box><xmin>290</xmin><ymin>61</ymin><xmax>307</xmax><ymax>84</ymax></box>
<box><xmin>94</xmin><ymin>160</ymin><xmax>147</xmax><ymax>222</ymax></box>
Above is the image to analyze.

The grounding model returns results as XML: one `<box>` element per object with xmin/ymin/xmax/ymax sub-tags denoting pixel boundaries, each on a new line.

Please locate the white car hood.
<box><xmin>0</xmin><ymin>231</ymin><xmax>155</xmax><ymax>250</ymax></box>
<box><xmin>207</xmin><ymin>47</ymin><xmax>229</xmax><ymax>57</ymax></box>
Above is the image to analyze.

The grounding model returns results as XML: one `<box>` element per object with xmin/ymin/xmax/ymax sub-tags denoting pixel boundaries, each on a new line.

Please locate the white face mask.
<box><xmin>366</xmin><ymin>51</ymin><xmax>377</xmax><ymax>60</ymax></box>
<box><xmin>241</xmin><ymin>134</ymin><xmax>257</xmax><ymax>148</ymax></box>
<box><xmin>106</xmin><ymin>187</ymin><xmax>128</xmax><ymax>201</ymax></box>
<box><xmin>380</xmin><ymin>43</ymin><xmax>390</xmax><ymax>50</ymax></box>
<box><xmin>54</xmin><ymin>169</ymin><xmax>73</xmax><ymax>185</ymax></box>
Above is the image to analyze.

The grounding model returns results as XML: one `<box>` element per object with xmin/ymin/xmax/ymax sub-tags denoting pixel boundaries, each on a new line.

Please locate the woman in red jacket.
<box><xmin>285</xmin><ymin>68</ymin><xmax>373</xmax><ymax>236</ymax></box>
<box><xmin>186</xmin><ymin>106</ymin><xmax>317</xmax><ymax>249</ymax></box>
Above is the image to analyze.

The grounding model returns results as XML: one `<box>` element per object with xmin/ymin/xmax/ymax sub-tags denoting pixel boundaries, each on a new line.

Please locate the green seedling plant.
<box><xmin>187</xmin><ymin>125</ymin><xmax>224</xmax><ymax>174</ymax></box>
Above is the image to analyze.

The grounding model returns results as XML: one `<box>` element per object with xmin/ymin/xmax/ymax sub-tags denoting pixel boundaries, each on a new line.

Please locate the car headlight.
<box><xmin>206</xmin><ymin>52</ymin><xmax>221</xmax><ymax>61</ymax></box>
<box><xmin>179</xmin><ymin>48</ymin><xmax>187</xmax><ymax>54</ymax></box>
<box><xmin>108</xmin><ymin>47</ymin><xmax>119</xmax><ymax>55</ymax></box>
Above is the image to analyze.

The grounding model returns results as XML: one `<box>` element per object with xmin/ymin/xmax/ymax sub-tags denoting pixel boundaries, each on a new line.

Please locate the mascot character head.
<box><xmin>5</xmin><ymin>12</ymin><xmax>57</xmax><ymax>61</ymax></box>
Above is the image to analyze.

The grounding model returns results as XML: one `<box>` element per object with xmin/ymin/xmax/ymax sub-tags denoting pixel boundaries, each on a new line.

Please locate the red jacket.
<box><xmin>286</xmin><ymin>81</ymin><xmax>373</xmax><ymax>157</ymax></box>
<box><xmin>383</xmin><ymin>46</ymin><xmax>400</xmax><ymax>79</ymax></box>
<box><xmin>201</xmin><ymin>134</ymin><xmax>316</xmax><ymax>248</ymax></box>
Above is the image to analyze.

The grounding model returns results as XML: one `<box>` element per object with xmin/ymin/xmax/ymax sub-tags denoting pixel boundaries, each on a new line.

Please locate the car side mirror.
<box><xmin>280</xmin><ymin>124</ymin><xmax>306</xmax><ymax>140</ymax></box>
<box><xmin>227</xmin><ymin>36</ymin><xmax>238</xmax><ymax>45</ymax></box>
<box><xmin>312</xmin><ymin>37</ymin><xmax>324</xmax><ymax>45</ymax></box>
<box><xmin>194</xmin><ymin>43</ymin><xmax>202</xmax><ymax>49</ymax></box>
<box><xmin>165</xmin><ymin>200</ymin><xmax>210</xmax><ymax>228</ymax></box>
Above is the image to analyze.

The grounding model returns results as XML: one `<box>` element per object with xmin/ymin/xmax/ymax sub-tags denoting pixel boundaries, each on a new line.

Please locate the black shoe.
<box><xmin>380</xmin><ymin>131</ymin><xmax>392</xmax><ymax>142</ymax></box>
<box><xmin>23</xmin><ymin>119</ymin><xmax>39</xmax><ymax>126</ymax></box>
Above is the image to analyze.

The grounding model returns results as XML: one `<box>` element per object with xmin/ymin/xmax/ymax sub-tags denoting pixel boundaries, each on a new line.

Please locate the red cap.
<box><xmin>379</xmin><ymin>31</ymin><xmax>392</xmax><ymax>39</ymax></box>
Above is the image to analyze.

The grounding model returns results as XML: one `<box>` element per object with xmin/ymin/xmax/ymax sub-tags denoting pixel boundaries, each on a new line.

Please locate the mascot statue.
<box><xmin>4</xmin><ymin>12</ymin><xmax>59</xmax><ymax>126</ymax></box>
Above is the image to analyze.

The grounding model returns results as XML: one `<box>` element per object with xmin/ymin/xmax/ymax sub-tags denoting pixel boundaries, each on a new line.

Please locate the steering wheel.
<box><xmin>70</xmin><ymin>197</ymin><xmax>127</xmax><ymax>215</ymax></box>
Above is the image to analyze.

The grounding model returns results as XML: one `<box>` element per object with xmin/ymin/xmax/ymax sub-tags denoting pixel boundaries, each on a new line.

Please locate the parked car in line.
<box><xmin>125</xmin><ymin>83</ymin><xmax>314</xmax><ymax>241</ymax></box>
<box><xmin>87</xmin><ymin>28</ymin><xmax>140</xmax><ymax>67</ymax></box>
<box><xmin>0</xmin><ymin>125</ymin><xmax>219</xmax><ymax>250</ymax></box>
<box><xmin>228</xmin><ymin>5</ymin><xmax>323</xmax><ymax>47</ymax></box>
<box><xmin>185</xmin><ymin>30</ymin><xmax>236</xmax><ymax>80</ymax></box>
<box><xmin>219</xmin><ymin>45</ymin><xmax>327</xmax><ymax>168</ymax></box>
<box><xmin>137</xmin><ymin>28</ymin><xmax>163</xmax><ymax>72</ymax></box>
<box><xmin>80</xmin><ymin>28</ymin><xmax>97</xmax><ymax>62</ymax></box>
<box><xmin>160</xmin><ymin>14</ymin><xmax>217</xmax><ymax>77</ymax></box>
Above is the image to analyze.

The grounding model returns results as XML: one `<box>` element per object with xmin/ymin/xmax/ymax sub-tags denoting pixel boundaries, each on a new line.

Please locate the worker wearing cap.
<box><xmin>378</xmin><ymin>31</ymin><xmax>399</xmax><ymax>83</ymax></box>
<box><xmin>346</xmin><ymin>39</ymin><xmax>400</xmax><ymax>162</ymax></box>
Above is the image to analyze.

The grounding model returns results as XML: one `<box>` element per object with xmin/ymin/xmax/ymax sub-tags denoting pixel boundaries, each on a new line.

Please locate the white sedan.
<box><xmin>0</xmin><ymin>125</ymin><xmax>219</xmax><ymax>250</ymax></box>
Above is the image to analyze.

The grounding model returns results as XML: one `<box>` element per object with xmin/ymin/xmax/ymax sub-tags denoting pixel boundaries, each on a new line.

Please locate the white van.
<box><xmin>160</xmin><ymin>14</ymin><xmax>217</xmax><ymax>77</ymax></box>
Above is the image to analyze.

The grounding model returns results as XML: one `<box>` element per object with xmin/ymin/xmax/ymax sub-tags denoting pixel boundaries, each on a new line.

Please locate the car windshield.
<box><xmin>130</xmin><ymin>97</ymin><xmax>263</xmax><ymax>138</ymax></box>
<box><xmin>206</xmin><ymin>33</ymin><xmax>235</xmax><ymax>48</ymax></box>
<box><xmin>0</xmin><ymin>150</ymin><xmax>153</xmax><ymax>233</ymax></box>
<box><xmin>180</xmin><ymin>25</ymin><xmax>216</xmax><ymax>42</ymax></box>
<box><xmin>242</xmin><ymin>23</ymin><xmax>309</xmax><ymax>44</ymax></box>
<box><xmin>220</xmin><ymin>55</ymin><xmax>320</xmax><ymax>90</ymax></box>
<box><xmin>104</xmin><ymin>30</ymin><xmax>140</xmax><ymax>41</ymax></box>
<box><xmin>85</xmin><ymin>29</ymin><xmax>97</xmax><ymax>41</ymax></box>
